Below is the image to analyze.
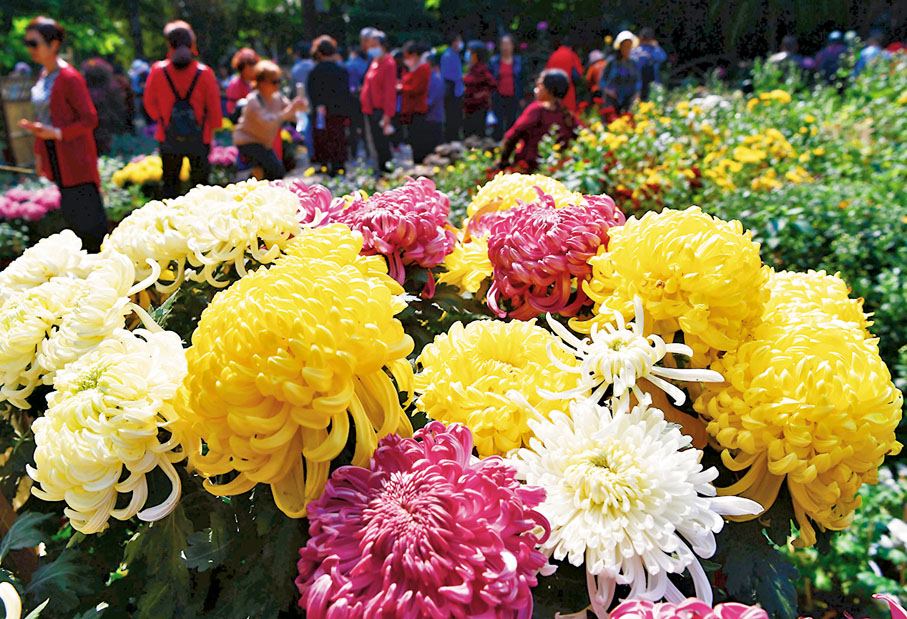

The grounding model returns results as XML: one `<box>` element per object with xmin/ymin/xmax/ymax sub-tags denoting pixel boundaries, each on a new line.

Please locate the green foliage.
<box><xmin>0</xmin><ymin>513</ymin><xmax>55</xmax><ymax>564</ymax></box>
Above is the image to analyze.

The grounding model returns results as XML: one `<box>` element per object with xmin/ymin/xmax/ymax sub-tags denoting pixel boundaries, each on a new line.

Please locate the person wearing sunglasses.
<box><xmin>233</xmin><ymin>60</ymin><xmax>307</xmax><ymax>180</ymax></box>
<box><xmin>143</xmin><ymin>21</ymin><xmax>222</xmax><ymax>198</ymax></box>
<box><xmin>18</xmin><ymin>16</ymin><xmax>108</xmax><ymax>252</ymax></box>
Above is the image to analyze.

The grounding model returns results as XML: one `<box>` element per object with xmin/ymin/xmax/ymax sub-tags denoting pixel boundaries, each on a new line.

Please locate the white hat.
<box><xmin>588</xmin><ymin>50</ymin><xmax>605</xmax><ymax>64</ymax></box>
<box><xmin>613</xmin><ymin>30</ymin><xmax>639</xmax><ymax>50</ymax></box>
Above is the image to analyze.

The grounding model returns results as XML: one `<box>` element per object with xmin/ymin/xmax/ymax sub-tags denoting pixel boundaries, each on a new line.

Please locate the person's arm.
<box><xmin>654</xmin><ymin>45</ymin><xmax>667</xmax><ymax>64</ymax></box>
<box><xmin>381</xmin><ymin>61</ymin><xmax>396</xmax><ymax>120</ymax></box>
<box><xmin>225</xmin><ymin>78</ymin><xmax>240</xmax><ymax>114</ymax></box>
<box><xmin>440</xmin><ymin>50</ymin><xmax>459</xmax><ymax>84</ymax></box>
<box><xmin>499</xmin><ymin>103</ymin><xmax>537</xmax><ymax>166</ymax></box>
<box><xmin>59</xmin><ymin>72</ymin><xmax>99</xmax><ymax>141</ymax></box>
<box><xmin>202</xmin><ymin>69</ymin><xmax>223</xmax><ymax>134</ymax></box>
<box><xmin>143</xmin><ymin>67</ymin><xmax>161</xmax><ymax>122</ymax></box>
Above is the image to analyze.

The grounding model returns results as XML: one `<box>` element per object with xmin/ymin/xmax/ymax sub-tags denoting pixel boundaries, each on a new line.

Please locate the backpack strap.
<box><xmin>162</xmin><ymin>66</ymin><xmax>202</xmax><ymax>101</ymax></box>
<box><xmin>184</xmin><ymin>67</ymin><xmax>203</xmax><ymax>101</ymax></box>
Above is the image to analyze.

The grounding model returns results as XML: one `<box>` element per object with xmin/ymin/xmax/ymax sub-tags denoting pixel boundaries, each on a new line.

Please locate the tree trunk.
<box><xmin>302</xmin><ymin>0</ymin><xmax>317</xmax><ymax>42</ymax></box>
<box><xmin>129</xmin><ymin>0</ymin><xmax>144</xmax><ymax>59</ymax></box>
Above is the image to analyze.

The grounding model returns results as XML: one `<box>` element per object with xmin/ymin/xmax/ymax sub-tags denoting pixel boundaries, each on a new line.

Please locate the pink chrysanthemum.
<box><xmin>208</xmin><ymin>145</ymin><xmax>238</xmax><ymax>167</ymax></box>
<box><xmin>295</xmin><ymin>421</ymin><xmax>551</xmax><ymax>619</ymax></box>
<box><xmin>483</xmin><ymin>192</ymin><xmax>625</xmax><ymax>320</ymax></box>
<box><xmin>609</xmin><ymin>598</ymin><xmax>768</xmax><ymax>619</ymax></box>
<box><xmin>333</xmin><ymin>177</ymin><xmax>456</xmax><ymax>285</ymax></box>
<box><xmin>271</xmin><ymin>178</ymin><xmax>345</xmax><ymax>227</ymax></box>
<box><xmin>0</xmin><ymin>186</ymin><xmax>60</xmax><ymax>222</ymax></box>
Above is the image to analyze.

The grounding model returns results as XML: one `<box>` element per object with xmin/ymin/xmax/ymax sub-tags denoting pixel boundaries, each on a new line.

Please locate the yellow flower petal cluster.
<box><xmin>28</xmin><ymin>329</ymin><xmax>188</xmax><ymax>533</ymax></box>
<box><xmin>694</xmin><ymin>319</ymin><xmax>902</xmax><ymax>547</ymax></box>
<box><xmin>437</xmin><ymin>235</ymin><xmax>493</xmax><ymax>294</ymax></box>
<box><xmin>574</xmin><ymin>207</ymin><xmax>768</xmax><ymax>366</ymax></box>
<box><xmin>112</xmin><ymin>155</ymin><xmax>189</xmax><ymax>187</ymax></box>
<box><xmin>173</xmin><ymin>224</ymin><xmax>414</xmax><ymax>517</ymax></box>
<box><xmin>467</xmin><ymin>173</ymin><xmax>582</xmax><ymax>219</ymax></box>
<box><xmin>104</xmin><ymin>180</ymin><xmax>299</xmax><ymax>291</ymax></box>
<box><xmin>414</xmin><ymin>319</ymin><xmax>579</xmax><ymax>457</ymax></box>
<box><xmin>0</xmin><ymin>230</ymin><xmax>92</xmax><ymax>304</ymax></box>
<box><xmin>763</xmin><ymin>269</ymin><xmax>870</xmax><ymax>333</ymax></box>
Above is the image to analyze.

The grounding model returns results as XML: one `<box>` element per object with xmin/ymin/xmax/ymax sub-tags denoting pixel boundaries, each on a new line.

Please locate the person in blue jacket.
<box><xmin>424</xmin><ymin>53</ymin><xmax>446</xmax><ymax>159</ymax></box>
<box><xmin>490</xmin><ymin>34</ymin><xmax>523</xmax><ymax>140</ymax></box>
<box><xmin>630</xmin><ymin>27</ymin><xmax>666</xmax><ymax>101</ymax></box>
<box><xmin>440</xmin><ymin>31</ymin><xmax>464</xmax><ymax>142</ymax></box>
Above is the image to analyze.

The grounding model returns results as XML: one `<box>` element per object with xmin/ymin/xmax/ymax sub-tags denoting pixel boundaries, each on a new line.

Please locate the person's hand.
<box><xmin>396</xmin><ymin>82</ymin><xmax>403</xmax><ymax>91</ymax></box>
<box><xmin>316</xmin><ymin>104</ymin><xmax>327</xmax><ymax>116</ymax></box>
<box><xmin>19</xmin><ymin>120</ymin><xmax>59</xmax><ymax>140</ymax></box>
<box><xmin>380</xmin><ymin>114</ymin><xmax>391</xmax><ymax>129</ymax></box>
<box><xmin>291</xmin><ymin>96</ymin><xmax>307</xmax><ymax>111</ymax></box>
<box><xmin>604</xmin><ymin>88</ymin><xmax>617</xmax><ymax>99</ymax></box>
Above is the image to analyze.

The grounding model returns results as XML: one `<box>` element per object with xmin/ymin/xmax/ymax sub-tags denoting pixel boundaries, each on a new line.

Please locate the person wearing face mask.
<box><xmin>360</xmin><ymin>32</ymin><xmax>396</xmax><ymax>175</ymax></box>
<box><xmin>19</xmin><ymin>16</ymin><xmax>108</xmax><ymax>252</ymax></box>
<box><xmin>399</xmin><ymin>41</ymin><xmax>432</xmax><ymax>164</ymax></box>
<box><xmin>441</xmin><ymin>32</ymin><xmax>465</xmax><ymax>142</ymax></box>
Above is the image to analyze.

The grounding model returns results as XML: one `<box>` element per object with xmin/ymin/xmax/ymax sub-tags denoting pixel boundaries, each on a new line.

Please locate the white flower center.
<box><xmin>564</xmin><ymin>444</ymin><xmax>648</xmax><ymax>509</ymax></box>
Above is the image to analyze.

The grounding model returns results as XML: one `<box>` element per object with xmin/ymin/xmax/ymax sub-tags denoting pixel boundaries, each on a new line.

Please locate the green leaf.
<box><xmin>181</xmin><ymin>512</ymin><xmax>231</xmax><ymax>572</ymax></box>
<box><xmin>26</xmin><ymin>549</ymin><xmax>94</xmax><ymax>614</ymax></box>
<box><xmin>0</xmin><ymin>513</ymin><xmax>55</xmax><ymax>564</ymax></box>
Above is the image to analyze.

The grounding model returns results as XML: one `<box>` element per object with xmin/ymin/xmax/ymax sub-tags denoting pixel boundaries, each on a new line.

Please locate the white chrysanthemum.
<box><xmin>0</xmin><ymin>278</ymin><xmax>83</xmax><ymax>408</ymax></box>
<box><xmin>36</xmin><ymin>252</ymin><xmax>159</xmax><ymax>381</ymax></box>
<box><xmin>28</xmin><ymin>329</ymin><xmax>188</xmax><ymax>534</ymax></box>
<box><xmin>0</xmin><ymin>230</ymin><xmax>92</xmax><ymax>303</ymax></box>
<box><xmin>0</xmin><ymin>582</ymin><xmax>20</xmax><ymax>619</ymax></box>
<box><xmin>508</xmin><ymin>395</ymin><xmax>761</xmax><ymax>616</ymax></box>
<box><xmin>544</xmin><ymin>297</ymin><xmax>723</xmax><ymax>412</ymax></box>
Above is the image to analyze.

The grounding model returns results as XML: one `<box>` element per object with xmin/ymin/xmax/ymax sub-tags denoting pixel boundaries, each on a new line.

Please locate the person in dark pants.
<box><xmin>143</xmin><ymin>21</ymin><xmax>223</xmax><ymax>198</ymax></box>
<box><xmin>424</xmin><ymin>54</ymin><xmax>445</xmax><ymax>157</ymax></box>
<box><xmin>399</xmin><ymin>41</ymin><xmax>432</xmax><ymax>164</ymax></box>
<box><xmin>490</xmin><ymin>34</ymin><xmax>523</xmax><ymax>140</ymax></box>
<box><xmin>360</xmin><ymin>33</ymin><xmax>396</xmax><ymax>175</ymax></box>
<box><xmin>462</xmin><ymin>41</ymin><xmax>496</xmax><ymax>138</ymax></box>
<box><xmin>20</xmin><ymin>16</ymin><xmax>108</xmax><ymax>252</ymax></box>
<box><xmin>440</xmin><ymin>32</ymin><xmax>464</xmax><ymax>142</ymax></box>
<box><xmin>307</xmin><ymin>36</ymin><xmax>351</xmax><ymax>176</ymax></box>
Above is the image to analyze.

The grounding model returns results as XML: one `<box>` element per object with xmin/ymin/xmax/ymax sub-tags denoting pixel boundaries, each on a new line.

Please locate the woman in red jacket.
<box><xmin>399</xmin><ymin>41</ymin><xmax>432</xmax><ymax>163</ymax></box>
<box><xmin>143</xmin><ymin>21</ymin><xmax>222</xmax><ymax>198</ymax></box>
<box><xmin>462</xmin><ymin>41</ymin><xmax>496</xmax><ymax>138</ymax></box>
<box><xmin>19</xmin><ymin>16</ymin><xmax>108</xmax><ymax>252</ymax></box>
<box><xmin>360</xmin><ymin>33</ymin><xmax>396</xmax><ymax>175</ymax></box>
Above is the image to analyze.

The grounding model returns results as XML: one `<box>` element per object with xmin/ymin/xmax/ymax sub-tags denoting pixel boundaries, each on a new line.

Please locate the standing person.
<box><xmin>497</xmin><ymin>69</ymin><xmax>577</xmax><ymax>172</ymax></box>
<box><xmin>82</xmin><ymin>58</ymin><xmax>125</xmax><ymax>154</ymax></box>
<box><xmin>545</xmin><ymin>34</ymin><xmax>584</xmax><ymax>112</ymax></box>
<box><xmin>600</xmin><ymin>31</ymin><xmax>641</xmax><ymax>114</ymax></box>
<box><xmin>390</xmin><ymin>49</ymin><xmax>407</xmax><ymax>147</ymax></box>
<box><xmin>399</xmin><ymin>41</ymin><xmax>432</xmax><ymax>163</ymax></box>
<box><xmin>815</xmin><ymin>31</ymin><xmax>846</xmax><ymax>81</ymax></box>
<box><xmin>111</xmin><ymin>63</ymin><xmax>135</xmax><ymax>133</ymax></box>
<box><xmin>290</xmin><ymin>42</ymin><xmax>315</xmax><ymax>89</ymax></box>
<box><xmin>631</xmin><ymin>28</ymin><xmax>667</xmax><ymax>101</ymax></box>
<box><xmin>586</xmin><ymin>50</ymin><xmax>607</xmax><ymax>100</ymax></box>
<box><xmin>441</xmin><ymin>32</ymin><xmax>465</xmax><ymax>142</ymax></box>
<box><xmin>854</xmin><ymin>32</ymin><xmax>888</xmax><ymax>75</ymax></box>
<box><xmin>225</xmin><ymin>47</ymin><xmax>260</xmax><ymax>116</ymax></box>
<box><xmin>424</xmin><ymin>53</ymin><xmax>445</xmax><ymax>158</ymax></box>
<box><xmin>143</xmin><ymin>21</ymin><xmax>222</xmax><ymax>198</ymax></box>
<box><xmin>19</xmin><ymin>16</ymin><xmax>107</xmax><ymax>252</ymax></box>
<box><xmin>490</xmin><ymin>34</ymin><xmax>523</xmax><ymax>140</ymax></box>
<box><xmin>462</xmin><ymin>41</ymin><xmax>496</xmax><ymax>138</ymax></box>
<box><xmin>360</xmin><ymin>32</ymin><xmax>397</xmax><ymax>175</ymax></box>
<box><xmin>307</xmin><ymin>36</ymin><xmax>351</xmax><ymax>176</ymax></box>
<box><xmin>345</xmin><ymin>43</ymin><xmax>370</xmax><ymax>160</ymax></box>
<box><xmin>233</xmin><ymin>61</ymin><xmax>306</xmax><ymax>180</ymax></box>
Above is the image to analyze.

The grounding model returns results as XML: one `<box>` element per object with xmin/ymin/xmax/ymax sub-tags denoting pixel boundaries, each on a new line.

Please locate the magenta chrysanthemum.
<box><xmin>271</xmin><ymin>178</ymin><xmax>344</xmax><ymax>227</ymax></box>
<box><xmin>333</xmin><ymin>177</ymin><xmax>456</xmax><ymax>284</ymax></box>
<box><xmin>295</xmin><ymin>421</ymin><xmax>551</xmax><ymax>619</ymax></box>
<box><xmin>483</xmin><ymin>192</ymin><xmax>625</xmax><ymax>320</ymax></box>
<box><xmin>609</xmin><ymin>598</ymin><xmax>769</xmax><ymax>619</ymax></box>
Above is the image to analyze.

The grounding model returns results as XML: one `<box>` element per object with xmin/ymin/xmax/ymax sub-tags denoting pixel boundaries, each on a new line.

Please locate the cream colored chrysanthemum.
<box><xmin>544</xmin><ymin>297</ymin><xmax>723</xmax><ymax>412</ymax></box>
<box><xmin>28</xmin><ymin>329</ymin><xmax>188</xmax><ymax>534</ymax></box>
<box><xmin>763</xmin><ymin>269</ymin><xmax>870</xmax><ymax>333</ymax></box>
<box><xmin>573</xmin><ymin>207</ymin><xmax>768</xmax><ymax>366</ymax></box>
<box><xmin>0</xmin><ymin>278</ymin><xmax>84</xmax><ymax>408</ymax></box>
<box><xmin>0</xmin><ymin>230</ymin><xmax>92</xmax><ymax>303</ymax></box>
<box><xmin>508</xmin><ymin>395</ymin><xmax>761</xmax><ymax>616</ymax></box>
<box><xmin>467</xmin><ymin>172</ymin><xmax>582</xmax><ymax>218</ymax></box>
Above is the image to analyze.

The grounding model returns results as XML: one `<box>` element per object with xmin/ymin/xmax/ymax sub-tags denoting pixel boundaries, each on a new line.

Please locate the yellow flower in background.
<box><xmin>813</xmin><ymin>147</ymin><xmax>826</xmax><ymax>156</ymax></box>
<box><xmin>220</xmin><ymin>117</ymin><xmax>235</xmax><ymax>131</ymax></box>
<box><xmin>574</xmin><ymin>207</ymin><xmax>768</xmax><ymax>366</ymax></box>
<box><xmin>174</xmin><ymin>225</ymin><xmax>414</xmax><ymax>518</ymax></box>
<box><xmin>769</xmin><ymin>89</ymin><xmax>792</xmax><ymax>103</ymax></box>
<box><xmin>28</xmin><ymin>329</ymin><xmax>188</xmax><ymax>534</ymax></box>
<box><xmin>414</xmin><ymin>319</ymin><xmax>578</xmax><ymax>457</ymax></box>
<box><xmin>281</xmin><ymin>129</ymin><xmax>292</xmax><ymax>142</ymax></box>
<box><xmin>437</xmin><ymin>236</ymin><xmax>493</xmax><ymax>294</ymax></box>
<box><xmin>179</xmin><ymin>157</ymin><xmax>191</xmax><ymax>182</ymax></box>
<box><xmin>763</xmin><ymin>269</ymin><xmax>870</xmax><ymax>333</ymax></box>
<box><xmin>804</xmin><ymin>114</ymin><xmax>816</xmax><ymax>123</ymax></box>
<box><xmin>733</xmin><ymin>145</ymin><xmax>767</xmax><ymax>164</ymax></box>
<box><xmin>746</xmin><ymin>98</ymin><xmax>760</xmax><ymax>111</ymax></box>
<box><xmin>694</xmin><ymin>319</ymin><xmax>902</xmax><ymax>548</ymax></box>
<box><xmin>467</xmin><ymin>173</ymin><xmax>582</xmax><ymax>219</ymax></box>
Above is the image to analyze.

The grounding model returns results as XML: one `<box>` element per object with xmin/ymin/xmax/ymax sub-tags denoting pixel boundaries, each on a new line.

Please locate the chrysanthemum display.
<box><xmin>0</xmin><ymin>184</ymin><xmax>60</xmax><ymax>223</ymax></box>
<box><xmin>332</xmin><ymin>177</ymin><xmax>456</xmax><ymax>284</ymax></box>
<box><xmin>508</xmin><ymin>395</ymin><xmax>761</xmax><ymax>615</ymax></box>
<box><xmin>694</xmin><ymin>318</ymin><xmax>902</xmax><ymax>547</ymax></box>
<box><xmin>0</xmin><ymin>230</ymin><xmax>91</xmax><ymax>303</ymax></box>
<box><xmin>28</xmin><ymin>329</ymin><xmax>188</xmax><ymax>534</ymax></box>
<box><xmin>609</xmin><ymin>598</ymin><xmax>769</xmax><ymax>619</ymax></box>
<box><xmin>543</xmin><ymin>297</ymin><xmax>723</xmax><ymax>412</ymax></box>
<box><xmin>174</xmin><ymin>225</ymin><xmax>414</xmax><ymax>517</ymax></box>
<box><xmin>482</xmin><ymin>192</ymin><xmax>625</xmax><ymax>319</ymax></box>
<box><xmin>763</xmin><ymin>268</ymin><xmax>869</xmax><ymax>333</ymax></box>
<box><xmin>296</xmin><ymin>421</ymin><xmax>551</xmax><ymax>618</ymax></box>
<box><xmin>436</xmin><ymin>234</ymin><xmax>493</xmax><ymax>294</ymax></box>
<box><xmin>574</xmin><ymin>207</ymin><xmax>768</xmax><ymax>366</ymax></box>
<box><xmin>414</xmin><ymin>319</ymin><xmax>578</xmax><ymax>457</ymax></box>
<box><xmin>271</xmin><ymin>178</ymin><xmax>344</xmax><ymax>227</ymax></box>
<box><xmin>467</xmin><ymin>172</ymin><xmax>582</xmax><ymax>219</ymax></box>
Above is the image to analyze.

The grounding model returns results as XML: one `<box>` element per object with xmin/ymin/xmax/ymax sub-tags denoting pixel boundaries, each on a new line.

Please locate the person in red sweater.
<box><xmin>143</xmin><ymin>21</ymin><xmax>223</xmax><ymax>198</ymax></box>
<box><xmin>497</xmin><ymin>69</ymin><xmax>577</xmax><ymax>172</ymax></box>
<box><xmin>399</xmin><ymin>40</ymin><xmax>432</xmax><ymax>163</ymax></box>
<box><xmin>19</xmin><ymin>16</ymin><xmax>108</xmax><ymax>252</ymax></box>
<box><xmin>225</xmin><ymin>47</ymin><xmax>259</xmax><ymax>115</ymax></box>
<box><xmin>360</xmin><ymin>32</ymin><xmax>396</xmax><ymax>174</ymax></box>
<box><xmin>545</xmin><ymin>35</ymin><xmax>585</xmax><ymax>112</ymax></box>
<box><xmin>462</xmin><ymin>41</ymin><xmax>496</xmax><ymax>138</ymax></box>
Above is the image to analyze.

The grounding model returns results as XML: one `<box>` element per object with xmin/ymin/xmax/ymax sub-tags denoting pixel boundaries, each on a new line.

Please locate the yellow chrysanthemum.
<box><xmin>694</xmin><ymin>320</ymin><xmax>902</xmax><ymax>547</ymax></box>
<box><xmin>414</xmin><ymin>319</ymin><xmax>578</xmax><ymax>457</ymax></box>
<box><xmin>573</xmin><ymin>207</ymin><xmax>768</xmax><ymax>366</ymax></box>
<box><xmin>764</xmin><ymin>269</ymin><xmax>870</xmax><ymax>333</ymax></box>
<box><xmin>467</xmin><ymin>173</ymin><xmax>582</xmax><ymax>219</ymax></box>
<box><xmin>437</xmin><ymin>236</ymin><xmax>493</xmax><ymax>294</ymax></box>
<box><xmin>173</xmin><ymin>225</ymin><xmax>414</xmax><ymax>517</ymax></box>
<box><xmin>28</xmin><ymin>329</ymin><xmax>188</xmax><ymax>533</ymax></box>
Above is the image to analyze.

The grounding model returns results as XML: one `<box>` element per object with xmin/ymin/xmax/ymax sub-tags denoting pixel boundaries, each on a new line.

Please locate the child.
<box><xmin>498</xmin><ymin>69</ymin><xmax>576</xmax><ymax>171</ymax></box>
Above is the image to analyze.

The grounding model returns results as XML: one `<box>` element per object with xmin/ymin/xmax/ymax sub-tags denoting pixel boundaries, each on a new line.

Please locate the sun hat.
<box><xmin>613</xmin><ymin>30</ymin><xmax>638</xmax><ymax>50</ymax></box>
<box><xmin>588</xmin><ymin>50</ymin><xmax>605</xmax><ymax>64</ymax></box>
